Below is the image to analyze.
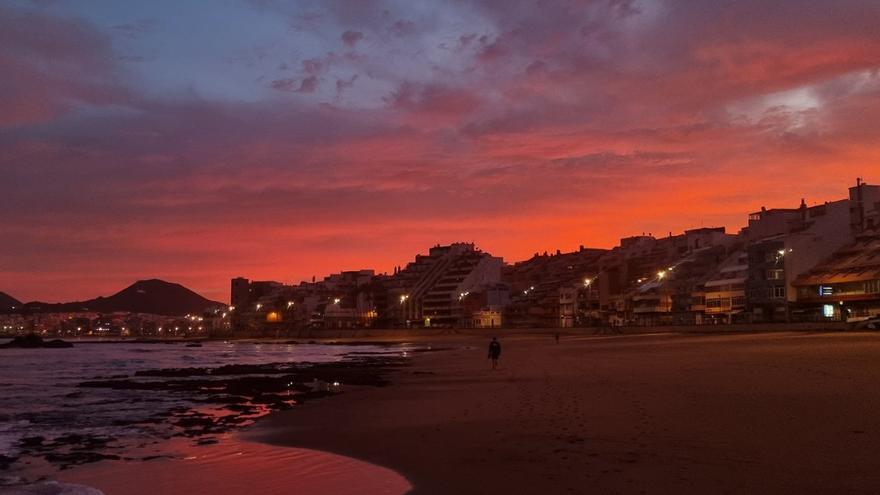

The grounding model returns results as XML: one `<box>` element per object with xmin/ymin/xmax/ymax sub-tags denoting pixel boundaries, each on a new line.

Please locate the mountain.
<box><xmin>19</xmin><ymin>279</ymin><xmax>225</xmax><ymax>316</ymax></box>
<box><xmin>0</xmin><ymin>291</ymin><xmax>21</xmax><ymax>311</ymax></box>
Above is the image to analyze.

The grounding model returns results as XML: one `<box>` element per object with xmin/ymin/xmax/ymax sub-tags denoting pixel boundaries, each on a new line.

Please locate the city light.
<box><xmin>658</xmin><ymin>270</ymin><xmax>667</xmax><ymax>279</ymax></box>
<box><xmin>400</xmin><ymin>294</ymin><xmax>409</xmax><ymax>304</ymax></box>
<box><xmin>255</xmin><ymin>303</ymin><xmax>262</xmax><ymax>310</ymax></box>
<box><xmin>583</xmin><ymin>278</ymin><xmax>592</xmax><ymax>287</ymax></box>
<box><xmin>228</xmin><ymin>306</ymin><xmax>235</xmax><ymax>311</ymax></box>
<box><xmin>287</xmin><ymin>301</ymin><xmax>294</xmax><ymax>308</ymax></box>
<box><xmin>333</xmin><ymin>298</ymin><xmax>341</xmax><ymax>304</ymax></box>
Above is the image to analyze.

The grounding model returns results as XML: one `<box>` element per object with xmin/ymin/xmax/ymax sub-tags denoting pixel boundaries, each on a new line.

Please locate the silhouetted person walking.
<box><xmin>488</xmin><ymin>337</ymin><xmax>501</xmax><ymax>370</ymax></box>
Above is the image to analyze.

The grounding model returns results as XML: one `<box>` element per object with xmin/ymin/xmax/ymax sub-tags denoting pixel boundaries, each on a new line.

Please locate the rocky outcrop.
<box><xmin>0</xmin><ymin>334</ymin><xmax>73</xmax><ymax>348</ymax></box>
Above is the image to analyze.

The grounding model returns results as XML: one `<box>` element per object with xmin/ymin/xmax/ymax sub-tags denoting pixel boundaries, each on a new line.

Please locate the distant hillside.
<box><xmin>0</xmin><ymin>291</ymin><xmax>21</xmax><ymax>311</ymax></box>
<box><xmin>19</xmin><ymin>279</ymin><xmax>225</xmax><ymax>316</ymax></box>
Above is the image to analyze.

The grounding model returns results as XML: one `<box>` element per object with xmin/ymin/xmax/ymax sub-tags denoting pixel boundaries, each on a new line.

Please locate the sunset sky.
<box><xmin>2</xmin><ymin>0</ymin><xmax>880</xmax><ymax>303</ymax></box>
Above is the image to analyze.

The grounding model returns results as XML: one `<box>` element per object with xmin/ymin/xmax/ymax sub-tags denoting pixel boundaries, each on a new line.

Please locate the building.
<box><xmin>230</xmin><ymin>277</ymin><xmax>250</xmax><ymax>308</ymax></box>
<box><xmin>388</xmin><ymin>243</ymin><xmax>503</xmax><ymax>328</ymax></box>
<box><xmin>793</xmin><ymin>230</ymin><xmax>880</xmax><ymax>321</ymax></box>
<box><xmin>502</xmin><ymin>246</ymin><xmax>606</xmax><ymax>328</ymax></box>
<box><xmin>558</xmin><ymin>287</ymin><xmax>577</xmax><ymax>328</ymax></box>
<box><xmin>702</xmin><ymin>251</ymin><xmax>749</xmax><ymax>324</ymax></box>
<box><xmin>747</xmin><ymin>185</ymin><xmax>870</xmax><ymax>321</ymax></box>
<box><xmin>597</xmin><ymin>228</ymin><xmax>736</xmax><ymax>326</ymax></box>
<box><xmin>849</xmin><ymin>178</ymin><xmax>880</xmax><ymax>234</ymax></box>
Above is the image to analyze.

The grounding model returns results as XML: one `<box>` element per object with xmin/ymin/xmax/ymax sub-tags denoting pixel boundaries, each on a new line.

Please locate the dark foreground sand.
<box><xmin>250</xmin><ymin>332</ymin><xmax>880</xmax><ymax>494</ymax></box>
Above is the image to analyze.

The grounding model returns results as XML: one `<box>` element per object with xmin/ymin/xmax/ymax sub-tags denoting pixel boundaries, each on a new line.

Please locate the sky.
<box><xmin>2</xmin><ymin>0</ymin><xmax>880</xmax><ymax>303</ymax></box>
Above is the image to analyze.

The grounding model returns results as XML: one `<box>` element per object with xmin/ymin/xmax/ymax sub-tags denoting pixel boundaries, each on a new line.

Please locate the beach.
<box><xmin>250</xmin><ymin>331</ymin><xmax>880</xmax><ymax>494</ymax></box>
<box><xmin>32</xmin><ymin>330</ymin><xmax>880</xmax><ymax>494</ymax></box>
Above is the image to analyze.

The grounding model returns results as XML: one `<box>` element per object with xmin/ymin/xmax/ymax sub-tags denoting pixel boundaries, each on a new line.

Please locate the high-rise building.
<box><xmin>230</xmin><ymin>277</ymin><xmax>250</xmax><ymax>308</ymax></box>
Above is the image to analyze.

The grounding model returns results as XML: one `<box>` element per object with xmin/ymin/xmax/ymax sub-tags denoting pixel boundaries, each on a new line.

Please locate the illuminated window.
<box><xmin>823</xmin><ymin>304</ymin><xmax>835</xmax><ymax>318</ymax></box>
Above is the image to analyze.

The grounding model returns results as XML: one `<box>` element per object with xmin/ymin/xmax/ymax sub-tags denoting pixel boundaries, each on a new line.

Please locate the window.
<box><xmin>706</xmin><ymin>298</ymin><xmax>722</xmax><ymax>308</ymax></box>
<box><xmin>823</xmin><ymin>304</ymin><xmax>835</xmax><ymax>318</ymax></box>
<box><xmin>866</xmin><ymin>280</ymin><xmax>880</xmax><ymax>294</ymax></box>
<box><xmin>731</xmin><ymin>296</ymin><xmax>746</xmax><ymax>307</ymax></box>
<box><xmin>767</xmin><ymin>269</ymin><xmax>784</xmax><ymax>280</ymax></box>
<box><xmin>771</xmin><ymin>286</ymin><xmax>786</xmax><ymax>299</ymax></box>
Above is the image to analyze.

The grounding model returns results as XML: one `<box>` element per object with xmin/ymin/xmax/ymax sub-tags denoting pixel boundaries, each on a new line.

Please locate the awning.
<box><xmin>794</xmin><ymin>270</ymin><xmax>880</xmax><ymax>286</ymax></box>
<box><xmin>704</xmin><ymin>277</ymin><xmax>746</xmax><ymax>287</ymax></box>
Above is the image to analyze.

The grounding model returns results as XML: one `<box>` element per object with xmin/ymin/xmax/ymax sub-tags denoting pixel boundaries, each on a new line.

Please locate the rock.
<box><xmin>0</xmin><ymin>334</ymin><xmax>73</xmax><ymax>349</ymax></box>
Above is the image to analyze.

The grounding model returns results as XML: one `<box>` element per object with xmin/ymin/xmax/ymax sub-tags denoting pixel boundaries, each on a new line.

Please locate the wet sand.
<box><xmin>54</xmin><ymin>435</ymin><xmax>410</xmax><ymax>495</ymax></box>
<box><xmin>249</xmin><ymin>331</ymin><xmax>880</xmax><ymax>494</ymax></box>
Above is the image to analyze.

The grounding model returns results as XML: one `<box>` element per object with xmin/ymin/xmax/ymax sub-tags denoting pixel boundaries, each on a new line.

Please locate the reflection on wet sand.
<box><xmin>56</xmin><ymin>435</ymin><xmax>411</xmax><ymax>495</ymax></box>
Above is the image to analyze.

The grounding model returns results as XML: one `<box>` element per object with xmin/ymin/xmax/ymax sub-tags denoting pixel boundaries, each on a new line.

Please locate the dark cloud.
<box><xmin>270</xmin><ymin>76</ymin><xmax>319</xmax><ymax>93</ymax></box>
<box><xmin>341</xmin><ymin>29</ymin><xmax>364</xmax><ymax>48</ymax></box>
<box><xmin>111</xmin><ymin>18</ymin><xmax>159</xmax><ymax>38</ymax></box>
<box><xmin>0</xmin><ymin>5</ymin><xmax>127</xmax><ymax>126</ymax></box>
<box><xmin>388</xmin><ymin>19</ymin><xmax>417</xmax><ymax>37</ymax></box>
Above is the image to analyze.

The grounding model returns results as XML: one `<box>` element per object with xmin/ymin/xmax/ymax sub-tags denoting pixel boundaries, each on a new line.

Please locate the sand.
<box><xmin>54</xmin><ymin>436</ymin><xmax>410</xmax><ymax>495</ymax></box>
<box><xmin>249</xmin><ymin>331</ymin><xmax>880</xmax><ymax>494</ymax></box>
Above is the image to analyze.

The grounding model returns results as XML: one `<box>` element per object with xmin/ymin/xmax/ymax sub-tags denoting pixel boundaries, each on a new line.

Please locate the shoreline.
<box><xmin>0</xmin><ymin>319</ymin><xmax>855</xmax><ymax>345</ymax></box>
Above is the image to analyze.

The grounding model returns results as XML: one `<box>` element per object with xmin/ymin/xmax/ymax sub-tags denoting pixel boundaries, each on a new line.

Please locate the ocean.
<box><xmin>0</xmin><ymin>339</ymin><xmax>415</xmax><ymax>492</ymax></box>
